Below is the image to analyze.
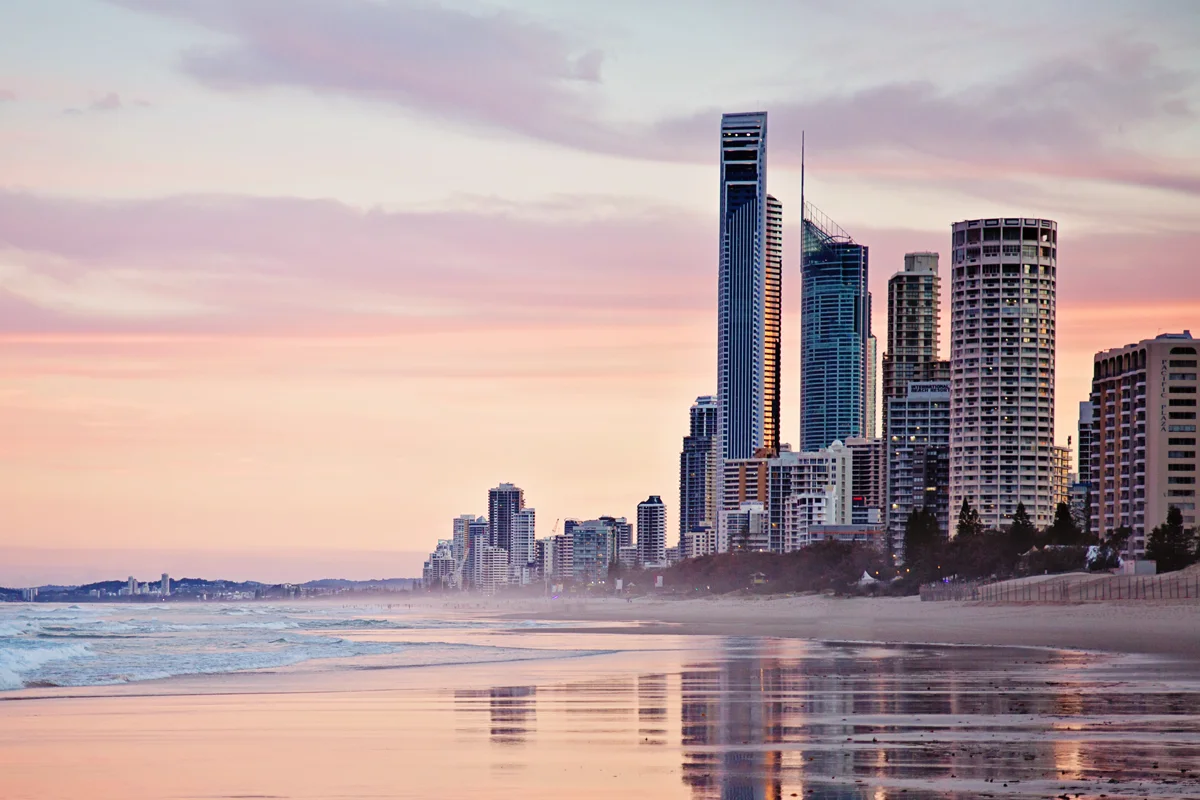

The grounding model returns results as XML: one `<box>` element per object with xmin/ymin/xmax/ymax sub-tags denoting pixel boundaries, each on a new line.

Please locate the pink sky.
<box><xmin>1</xmin><ymin>0</ymin><xmax>1198</xmax><ymax>584</ymax></box>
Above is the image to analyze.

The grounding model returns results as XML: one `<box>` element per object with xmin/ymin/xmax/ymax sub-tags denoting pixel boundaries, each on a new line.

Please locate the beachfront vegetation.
<box><xmin>660</xmin><ymin>541</ymin><xmax>889</xmax><ymax>596</ymax></box>
<box><xmin>1145</xmin><ymin>506</ymin><xmax>1200</xmax><ymax>573</ymax></box>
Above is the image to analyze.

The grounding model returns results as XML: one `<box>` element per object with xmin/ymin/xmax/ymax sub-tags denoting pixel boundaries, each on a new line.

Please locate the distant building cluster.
<box><xmin>423</xmin><ymin>484</ymin><xmax>666</xmax><ymax>594</ymax></box>
<box><xmin>422</xmin><ymin>110</ymin><xmax>1197</xmax><ymax>589</ymax></box>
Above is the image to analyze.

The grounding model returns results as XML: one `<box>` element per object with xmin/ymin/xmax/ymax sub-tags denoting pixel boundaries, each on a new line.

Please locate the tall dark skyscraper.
<box><xmin>679</xmin><ymin>395</ymin><xmax>717</xmax><ymax>547</ymax></box>
<box><xmin>487</xmin><ymin>482</ymin><xmax>524</xmax><ymax>554</ymax></box>
<box><xmin>717</xmin><ymin>112</ymin><xmax>775</xmax><ymax>465</ymax></box>
<box><xmin>764</xmin><ymin>195</ymin><xmax>783</xmax><ymax>455</ymax></box>
<box><xmin>800</xmin><ymin>202</ymin><xmax>870</xmax><ymax>451</ymax></box>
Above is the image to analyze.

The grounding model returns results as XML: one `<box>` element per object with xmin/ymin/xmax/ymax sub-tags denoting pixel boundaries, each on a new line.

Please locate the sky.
<box><xmin>1</xmin><ymin>0</ymin><xmax>1199</xmax><ymax>585</ymax></box>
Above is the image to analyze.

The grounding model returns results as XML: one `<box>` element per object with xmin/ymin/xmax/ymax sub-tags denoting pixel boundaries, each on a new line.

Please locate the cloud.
<box><xmin>1</xmin><ymin>189</ymin><xmax>1197</xmax><ymax>343</ymax></box>
<box><xmin>0</xmin><ymin>189</ymin><xmax>712</xmax><ymax>335</ymax></box>
<box><xmin>112</xmin><ymin>0</ymin><xmax>607</xmax><ymax>145</ymax></box>
<box><xmin>64</xmin><ymin>92</ymin><xmax>126</xmax><ymax>115</ymax></box>
<box><xmin>110</xmin><ymin>1</ymin><xmax>1199</xmax><ymax>195</ymax></box>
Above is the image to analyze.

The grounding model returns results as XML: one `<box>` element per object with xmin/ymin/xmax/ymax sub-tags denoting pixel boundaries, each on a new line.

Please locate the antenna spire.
<box><xmin>800</xmin><ymin>130</ymin><xmax>805</xmax><ymax>217</ymax></box>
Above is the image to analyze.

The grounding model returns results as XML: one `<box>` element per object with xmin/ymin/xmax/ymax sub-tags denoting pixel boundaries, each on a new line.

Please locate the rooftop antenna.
<box><xmin>800</xmin><ymin>130</ymin><xmax>805</xmax><ymax>218</ymax></box>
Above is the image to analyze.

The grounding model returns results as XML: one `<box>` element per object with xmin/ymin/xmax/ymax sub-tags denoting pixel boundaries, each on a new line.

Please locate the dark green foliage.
<box><xmin>1145</xmin><ymin>506</ymin><xmax>1199</xmax><ymax>574</ymax></box>
<box><xmin>1022</xmin><ymin>546</ymin><xmax>1089</xmax><ymax>575</ymax></box>
<box><xmin>956</xmin><ymin>499</ymin><xmax>983</xmax><ymax>539</ymax></box>
<box><xmin>943</xmin><ymin>529</ymin><xmax>1014</xmax><ymax>581</ymax></box>
<box><xmin>662</xmin><ymin>542</ymin><xmax>889</xmax><ymax>596</ymax></box>
<box><xmin>1090</xmin><ymin>526</ymin><xmax>1131</xmax><ymax>571</ymax></box>
<box><xmin>1043</xmin><ymin>502</ymin><xmax>1089</xmax><ymax>546</ymax></box>
<box><xmin>1008</xmin><ymin>502</ymin><xmax>1037</xmax><ymax>555</ymax></box>
<box><xmin>903</xmin><ymin>507</ymin><xmax>942</xmax><ymax>583</ymax></box>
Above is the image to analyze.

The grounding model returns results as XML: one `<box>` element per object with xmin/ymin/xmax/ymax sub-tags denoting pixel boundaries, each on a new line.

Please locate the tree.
<box><xmin>903</xmin><ymin>507</ymin><xmax>942</xmax><ymax>583</ymax></box>
<box><xmin>1145</xmin><ymin>506</ymin><xmax>1199</xmax><ymax>573</ymax></box>
<box><xmin>1090</xmin><ymin>526</ymin><xmax>1131</xmax><ymax>571</ymax></box>
<box><xmin>1008</xmin><ymin>502</ymin><xmax>1037</xmax><ymax>556</ymax></box>
<box><xmin>956</xmin><ymin>499</ymin><xmax>983</xmax><ymax>539</ymax></box>
<box><xmin>1043</xmin><ymin>501</ymin><xmax>1086</xmax><ymax>546</ymax></box>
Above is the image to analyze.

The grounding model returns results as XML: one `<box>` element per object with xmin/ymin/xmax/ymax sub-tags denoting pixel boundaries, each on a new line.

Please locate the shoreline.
<box><xmin>493</xmin><ymin>594</ymin><xmax>1200</xmax><ymax>659</ymax></box>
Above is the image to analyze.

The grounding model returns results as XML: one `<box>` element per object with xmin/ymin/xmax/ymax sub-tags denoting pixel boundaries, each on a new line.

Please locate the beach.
<box><xmin>2</xmin><ymin>600</ymin><xmax>1200</xmax><ymax>799</ymax></box>
<box><xmin>499</xmin><ymin>593</ymin><xmax>1200</xmax><ymax>658</ymax></box>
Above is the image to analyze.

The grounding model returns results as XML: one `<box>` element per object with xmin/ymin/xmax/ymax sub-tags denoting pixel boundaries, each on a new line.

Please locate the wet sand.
<box><xmin>2</xmin><ymin>623</ymin><xmax>1200</xmax><ymax>799</ymax></box>
<box><xmin>500</xmin><ymin>594</ymin><xmax>1200</xmax><ymax>657</ymax></box>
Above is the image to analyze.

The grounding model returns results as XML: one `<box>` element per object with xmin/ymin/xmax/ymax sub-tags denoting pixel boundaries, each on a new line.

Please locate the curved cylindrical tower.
<box><xmin>949</xmin><ymin>217</ymin><xmax>1058</xmax><ymax>531</ymax></box>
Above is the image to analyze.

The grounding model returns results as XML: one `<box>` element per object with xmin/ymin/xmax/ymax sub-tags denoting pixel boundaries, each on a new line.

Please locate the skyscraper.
<box><xmin>487</xmin><ymin>483</ymin><xmax>524</xmax><ymax>554</ymax></box>
<box><xmin>679</xmin><ymin>395</ymin><xmax>718</xmax><ymax>548</ymax></box>
<box><xmin>800</xmin><ymin>202</ymin><xmax>870</xmax><ymax>451</ymax></box>
<box><xmin>637</xmin><ymin>495</ymin><xmax>667</xmax><ymax>567</ymax></box>
<box><xmin>717</xmin><ymin>112</ymin><xmax>772</xmax><ymax>464</ymax></box>
<box><xmin>765</xmin><ymin>195</ymin><xmax>783</xmax><ymax>455</ymax></box>
<box><xmin>883</xmin><ymin>252</ymin><xmax>943</xmax><ymax>430</ymax></box>
<box><xmin>1077</xmin><ymin>401</ymin><xmax>1095</xmax><ymax>487</ymax></box>
<box><xmin>949</xmin><ymin>218</ymin><xmax>1058</xmax><ymax>530</ymax></box>
<box><xmin>510</xmin><ymin>507</ymin><xmax>536</xmax><ymax>580</ymax></box>
<box><xmin>865</xmin><ymin>335</ymin><xmax>878</xmax><ymax>439</ymax></box>
<box><xmin>887</xmin><ymin>380</ymin><xmax>952</xmax><ymax>553</ymax></box>
<box><xmin>1090</xmin><ymin>332</ymin><xmax>1199</xmax><ymax>554</ymax></box>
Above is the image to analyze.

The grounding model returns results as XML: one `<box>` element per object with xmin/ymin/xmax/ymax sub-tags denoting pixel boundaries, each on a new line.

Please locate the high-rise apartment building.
<box><xmin>1078</xmin><ymin>401</ymin><xmax>1095</xmax><ymax>485</ymax></box>
<box><xmin>865</xmin><ymin>335</ymin><xmax>878</xmax><ymax>439</ymax></box>
<box><xmin>801</xmin><ymin>202</ymin><xmax>870</xmax><ymax>450</ymax></box>
<box><xmin>1051</xmin><ymin>446</ymin><xmax>1071</xmax><ymax>508</ymax></box>
<box><xmin>451</xmin><ymin>514</ymin><xmax>477</xmax><ymax>566</ymax></box>
<box><xmin>1073</xmin><ymin>400</ymin><xmax>1096</xmax><ymax>533</ymax></box>
<box><xmin>883</xmin><ymin>252</ymin><xmax>942</xmax><ymax>430</ymax></box>
<box><xmin>886</xmin><ymin>381</ymin><xmax>951</xmax><ymax>554</ymax></box>
<box><xmin>487</xmin><ymin>483</ymin><xmax>524</xmax><ymax>553</ymax></box>
<box><xmin>637</xmin><ymin>496</ymin><xmax>667</xmax><ymax>567</ymax></box>
<box><xmin>717</xmin><ymin>112</ymin><xmax>771</xmax><ymax>465</ymax></box>
<box><xmin>679</xmin><ymin>395</ymin><xmax>718</xmax><ymax>548</ymax></box>
<box><xmin>949</xmin><ymin>217</ymin><xmax>1058</xmax><ymax>529</ymax></box>
<box><xmin>765</xmin><ymin>441</ymin><xmax>854</xmax><ymax>553</ymax></box>
<box><xmin>722</xmin><ymin>501</ymin><xmax>769</xmax><ymax>552</ymax></box>
<box><xmin>846</xmin><ymin>437</ymin><xmax>886</xmax><ymax>526</ymax></box>
<box><xmin>1090</xmin><ymin>332</ymin><xmax>1199</xmax><ymax>553</ymax></box>
<box><xmin>510</xmin><ymin>508</ymin><xmax>536</xmax><ymax>580</ymax></box>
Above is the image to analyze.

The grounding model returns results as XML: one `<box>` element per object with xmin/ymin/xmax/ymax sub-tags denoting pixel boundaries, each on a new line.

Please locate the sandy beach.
<box><xmin>497</xmin><ymin>594</ymin><xmax>1200</xmax><ymax>658</ymax></box>
<box><xmin>3</xmin><ymin>601</ymin><xmax>1200</xmax><ymax>799</ymax></box>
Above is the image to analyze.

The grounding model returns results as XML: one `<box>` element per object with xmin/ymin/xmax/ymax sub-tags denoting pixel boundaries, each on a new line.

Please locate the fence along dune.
<box><xmin>921</xmin><ymin>565</ymin><xmax>1200</xmax><ymax>603</ymax></box>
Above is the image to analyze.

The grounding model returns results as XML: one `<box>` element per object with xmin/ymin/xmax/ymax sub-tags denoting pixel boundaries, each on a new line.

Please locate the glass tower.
<box><xmin>717</xmin><ymin>112</ymin><xmax>770</xmax><ymax>463</ymax></box>
<box><xmin>679</xmin><ymin>395</ymin><xmax>718</xmax><ymax>548</ymax></box>
<box><xmin>800</xmin><ymin>202</ymin><xmax>870</xmax><ymax>451</ymax></box>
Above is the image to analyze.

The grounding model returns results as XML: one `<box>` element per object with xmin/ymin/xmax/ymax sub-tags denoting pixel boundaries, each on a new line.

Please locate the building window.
<box><xmin>1169</xmin><ymin>424</ymin><xmax>1198</xmax><ymax>432</ymax></box>
<box><xmin>1168</xmin><ymin>451</ymin><xmax>1197</xmax><ymax>459</ymax></box>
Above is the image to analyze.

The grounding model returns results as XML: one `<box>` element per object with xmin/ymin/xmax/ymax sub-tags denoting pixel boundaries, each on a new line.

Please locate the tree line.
<box><xmin>903</xmin><ymin>499</ymin><xmax>1200</xmax><ymax>586</ymax></box>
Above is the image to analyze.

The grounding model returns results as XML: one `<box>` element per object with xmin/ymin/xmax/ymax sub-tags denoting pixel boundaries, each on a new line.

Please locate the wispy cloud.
<box><xmin>0</xmin><ymin>190</ymin><xmax>712</xmax><ymax>335</ymax></box>
<box><xmin>112</xmin><ymin>0</ymin><xmax>606</xmax><ymax>143</ymax></box>
<box><xmin>1</xmin><ymin>188</ymin><xmax>1197</xmax><ymax>340</ymax></box>
<box><xmin>112</xmin><ymin>0</ymin><xmax>1200</xmax><ymax>195</ymax></box>
<box><xmin>64</xmin><ymin>91</ymin><xmax>125</xmax><ymax>115</ymax></box>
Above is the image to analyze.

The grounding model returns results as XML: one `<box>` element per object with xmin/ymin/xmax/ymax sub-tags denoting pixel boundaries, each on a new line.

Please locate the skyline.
<box><xmin>3</xmin><ymin>0</ymin><xmax>1200</xmax><ymax>584</ymax></box>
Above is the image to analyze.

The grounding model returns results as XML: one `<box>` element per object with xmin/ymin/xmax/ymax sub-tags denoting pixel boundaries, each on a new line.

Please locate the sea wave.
<box><xmin>0</xmin><ymin>604</ymin><xmax>600</xmax><ymax>691</ymax></box>
<box><xmin>0</xmin><ymin>640</ymin><xmax>93</xmax><ymax>691</ymax></box>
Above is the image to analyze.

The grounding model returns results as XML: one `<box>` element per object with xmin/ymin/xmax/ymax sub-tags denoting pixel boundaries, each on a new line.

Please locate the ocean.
<box><xmin>0</xmin><ymin>602</ymin><xmax>602</xmax><ymax>691</ymax></box>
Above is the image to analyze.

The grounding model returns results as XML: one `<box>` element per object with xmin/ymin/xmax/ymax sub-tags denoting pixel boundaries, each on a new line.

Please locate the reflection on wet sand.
<box><xmin>674</xmin><ymin>640</ymin><xmax>1200</xmax><ymax>799</ymax></box>
<box><xmin>454</xmin><ymin>685</ymin><xmax>537</xmax><ymax>745</ymax></box>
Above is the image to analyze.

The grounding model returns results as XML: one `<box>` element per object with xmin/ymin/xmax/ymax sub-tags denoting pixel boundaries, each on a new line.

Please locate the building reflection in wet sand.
<box><xmin>454</xmin><ymin>686</ymin><xmax>537</xmax><ymax>745</ymax></box>
<box><xmin>677</xmin><ymin>639</ymin><xmax>1200</xmax><ymax>799</ymax></box>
